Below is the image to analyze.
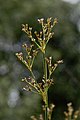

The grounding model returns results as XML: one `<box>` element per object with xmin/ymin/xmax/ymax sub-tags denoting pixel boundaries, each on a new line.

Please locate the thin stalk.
<box><xmin>30</xmin><ymin>68</ymin><xmax>44</xmax><ymax>94</ymax></box>
<box><xmin>43</xmin><ymin>53</ymin><xmax>47</xmax><ymax>80</ymax></box>
<box><xmin>30</xmin><ymin>69</ymin><xmax>35</xmax><ymax>79</ymax></box>
<box><xmin>44</xmin><ymin>92</ymin><xmax>48</xmax><ymax>120</ymax></box>
<box><xmin>43</xmin><ymin>52</ymin><xmax>48</xmax><ymax>120</ymax></box>
<box><xmin>68</xmin><ymin>116</ymin><xmax>71</xmax><ymax>120</ymax></box>
<box><xmin>45</xmin><ymin>106</ymin><xmax>47</xmax><ymax>120</ymax></box>
<box><xmin>48</xmin><ymin>72</ymin><xmax>51</xmax><ymax>80</ymax></box>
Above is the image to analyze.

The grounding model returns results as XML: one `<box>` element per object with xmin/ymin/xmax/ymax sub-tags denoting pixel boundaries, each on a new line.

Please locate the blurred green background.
<box><xmin>0</xmin><ymin>0</ymin><xmax>80</xmax><ymax>120</ymax></box>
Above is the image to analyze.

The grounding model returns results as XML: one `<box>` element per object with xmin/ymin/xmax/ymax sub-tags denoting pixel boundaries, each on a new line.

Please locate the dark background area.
<box><xmin>0</xmin><ymin>0</ymin><xmax>80</xmax><ymax>120</ymax></box>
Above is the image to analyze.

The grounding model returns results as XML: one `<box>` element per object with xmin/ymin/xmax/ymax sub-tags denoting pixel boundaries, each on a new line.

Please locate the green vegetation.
<box><xmin>0</xmin><ymin>0</ymin><xmax>80</xmax><ymax>120</ymax></box>
<box><xmin>16</xmin><ymin>17</ymin><xmax>80</xmax><ymax>120</ymax></box>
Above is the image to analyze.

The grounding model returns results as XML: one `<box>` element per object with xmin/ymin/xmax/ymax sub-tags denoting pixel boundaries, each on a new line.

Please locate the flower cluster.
<box><xmin>31</xmin><ymin>104</ymin><xmax>55</xmax><ymax>120</ymax></box>
<box><xmin>64</xmin><ymin>103</ymin><xmax>80</xmax><ymax>120</ymax></box>
<box><xmin>21</xmin><ymin>57</ymin><xmax>63</xmax><ymax>105</ymax></box>
<box><xmin>16</xmin><ymin>44</ymin><xmax>38</xmax><ymax>72</ymax></box>
<box><xmin>46</xmin><ymin>57</ymin><xmax>63</xmax><ymax>78</ymax></box>
<box><xmin>22</xmin><ymin>76</ymin><xmax>54</xmax><ymax>103</ymax></box>
<box><xmin>22</xmin><ymin>18</ymin><xmax>58</xmax><ymax>54</ymax></box>
<box><xmin>31</xmin><ymin>114</ymin><xmax>44</xmax><ymax>120</ymax></box>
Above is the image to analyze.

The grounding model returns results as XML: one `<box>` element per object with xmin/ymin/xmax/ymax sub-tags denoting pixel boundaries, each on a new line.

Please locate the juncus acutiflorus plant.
<box><xmin>16</xmin><ymin>18</ymin><xmax>80</xmax><ymax>120</ymax></box>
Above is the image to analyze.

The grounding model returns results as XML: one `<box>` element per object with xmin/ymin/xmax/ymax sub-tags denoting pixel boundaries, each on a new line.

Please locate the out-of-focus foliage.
<box><xmin>0</xmin><ymin>0</ymin><xmax>80</xmax><ymax>120</ymax></box>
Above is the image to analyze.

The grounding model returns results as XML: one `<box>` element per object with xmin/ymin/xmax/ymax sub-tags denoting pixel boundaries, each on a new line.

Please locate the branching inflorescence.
<box><xmin>64</xmin><ymin>103</ymin><xmax>80</xmax><ymax>120</ymax></box>
<box><xmin>16</xmin><ymin>18</ymin><xmax>80</xmax><ymax>120</ymax></box>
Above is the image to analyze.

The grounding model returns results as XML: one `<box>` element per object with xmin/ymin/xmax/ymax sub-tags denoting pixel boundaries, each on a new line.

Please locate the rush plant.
<box><xmin>16</xmin><ymin>18</ymin><xmax>80</xmax><ymax>120</ymax></box>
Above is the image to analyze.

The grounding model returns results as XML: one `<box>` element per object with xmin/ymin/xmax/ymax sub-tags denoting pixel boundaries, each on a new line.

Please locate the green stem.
<box><xmin>30</xmin><ymin>69</ymin><xmax>35</xmax><ymax>79</ymax></box>
<box><xmin>43</xmin><ymin>52</ymin><xmax>48</xmax><ymax>120</ymax></box>
<box><xmin>43</xmin><ymin>53</ymin><xmax>47</xmax><ymax>80</ymax></box>
<box><xmin>30</xmin><ymin>68</ymin><xmax>44</xmax><ymax>95</ymax></box>
<box><xmin>68</xmin><ymin>115</ymin><xmax>71</xmax><ymax>120</ymax></box>
<box><xmin>45</xmin><ymin>106</ymin><xmax>47</xmax><ymax>120</ymax></box>
<box><xmin>48</xmin><ymin>72</ymin><xmax>51</xmax><ymax>80</ymax></box>
<box><xmin>45</xmin><ymin>92</ymin><xmax>48</xmax><ymax>120</ymax></box>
